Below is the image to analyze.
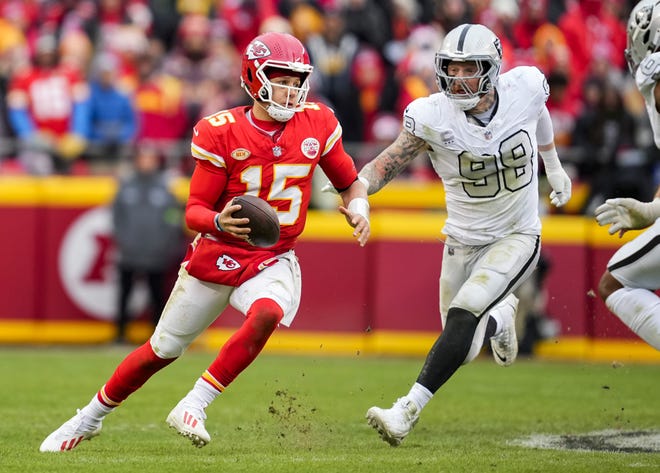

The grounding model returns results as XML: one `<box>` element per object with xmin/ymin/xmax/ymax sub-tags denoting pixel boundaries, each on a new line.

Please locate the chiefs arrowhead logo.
<box><xmin>246</xmin><ymin>40</ymin><xmax>271</xmax><ymax>60</ymax></box>
<box><xmin>216</xmin><ymin>254</ymin><xmax>241</xmax><ymax>271</ymax></box>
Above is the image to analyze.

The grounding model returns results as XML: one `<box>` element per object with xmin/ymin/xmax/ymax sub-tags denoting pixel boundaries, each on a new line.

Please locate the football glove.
<box><xmin>595</xmin><ymin>198</ymin><xmax>660</xmax><ymax>235</ymax></box>
<box><xmin>545</xmin><ymin>166</ymin><xmax>572</xmax><ymax>207</ymax></box>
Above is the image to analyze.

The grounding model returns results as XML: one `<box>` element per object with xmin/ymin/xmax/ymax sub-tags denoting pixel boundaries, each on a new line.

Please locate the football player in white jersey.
<box><xmin>594</xmin><ymin>0</ymin><xmax>660</xmax><ymax>351</ymax></box>
<box><xmin>355</xmin><ymin>23</ymin><xmax>572</xmax><ymax>446</ymax></box>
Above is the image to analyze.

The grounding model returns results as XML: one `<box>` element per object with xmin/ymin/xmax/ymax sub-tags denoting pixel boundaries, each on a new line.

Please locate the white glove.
<box><xmin>595</xmin><ymin>198</ymin><xmax>660</xmax><ymax>235</ymax></box>
<box><xmin>636</xmin><ymin>52</ymin><xmax>660</xmax><ymax>96</ymax></box>
<box><xmin>545</xmin><ymin>167</ymin><xmax>572</xmax><ymax>207</ymax></box>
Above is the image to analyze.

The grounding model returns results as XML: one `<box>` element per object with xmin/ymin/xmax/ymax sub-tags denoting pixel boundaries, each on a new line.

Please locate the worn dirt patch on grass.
<box><xmin>511</xmin><ymin>429</ymin><xmax>660</xmax><ymax>453</ymax></box>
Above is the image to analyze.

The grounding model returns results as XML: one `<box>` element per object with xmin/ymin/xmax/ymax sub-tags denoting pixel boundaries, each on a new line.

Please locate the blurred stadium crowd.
<box><xmin>0</xmin><ymin>0</ymin><xmax>655</xmax><ymax>213</ymax></box>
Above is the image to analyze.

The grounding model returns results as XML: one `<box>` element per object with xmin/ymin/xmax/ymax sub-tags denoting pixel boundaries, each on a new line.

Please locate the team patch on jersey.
<box><xmin>231</xmin><ymin>148</ymin><xmax>251</xmax><ymax>160</ymax></box>
<box><xmin>300</xmin><ymin>138</ymin><xmax>320</xmax><ymax>159</ymax></box>
<box><xmin>216</xmin><ymin>254</ymin><xmax>241</xmax><ymax>271</ymax></box>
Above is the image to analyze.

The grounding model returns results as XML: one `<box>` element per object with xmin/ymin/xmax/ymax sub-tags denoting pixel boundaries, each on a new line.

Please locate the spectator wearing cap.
<box><xmin>133</xmin><ymin>39</ymin><xmax>188</xmax><ymax>165</ymax></box>
<box><xmin>162</xmin><ymin>14</ymin><xmax>226</xmax><ymax>132</ymax></box>
<box><xmin>306</xmin><ymin>8</ymin><xmax>365</xmax><ymax>142</ymax></box>
<box><xmin>87</xmin><ymin>52</ymin><xmax>137</xmax><ymax>173</ymax></box>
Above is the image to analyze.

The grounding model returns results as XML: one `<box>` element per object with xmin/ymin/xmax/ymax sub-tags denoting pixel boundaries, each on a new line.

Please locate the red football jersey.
<box><xmin>7</xmin><ymin>65</ymin><xmax>88</xmax><ymax>136</ymax></box>
<box><xmin>183</xmin><ymin>102</ymin><xmax>358</xmax><ymax>285</ymax></box>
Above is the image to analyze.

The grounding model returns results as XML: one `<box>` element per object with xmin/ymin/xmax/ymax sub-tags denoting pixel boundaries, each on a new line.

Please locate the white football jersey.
<box><xmin>640</xmin><ymin>82</ymin><xmax>660</xmax><ymax>148</ymax></box>
<box><xmin>403</xmin><ymin>66</ymin><xmax>549</xmax><ymax>245</ymax></box>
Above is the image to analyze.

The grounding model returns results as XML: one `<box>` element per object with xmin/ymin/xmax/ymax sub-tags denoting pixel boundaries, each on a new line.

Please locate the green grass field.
<box><xmin>1</xmin><ymin>346</ymin><xmax>659</xmax><ymax>473</ymax></box>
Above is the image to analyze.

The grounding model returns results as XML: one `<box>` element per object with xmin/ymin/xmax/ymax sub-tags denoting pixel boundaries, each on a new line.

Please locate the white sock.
<box><xmin>607</xmin><ymin>287</ymin><xmax>660</xmax><ymax>350</ymax></box>
<box><xmin>186</xmin><ymin>377</ymin><xmax>222</xmax><ymax>408</ymax></box>
<box><xmin>407</xmin><ymin>383</ymin><xmax>433</xmax><ymax>411</ymax></box>
<box><xmin>80</xmin><ymin>393</ymin><xmax>115</xmax><ymax>424</ymax></box>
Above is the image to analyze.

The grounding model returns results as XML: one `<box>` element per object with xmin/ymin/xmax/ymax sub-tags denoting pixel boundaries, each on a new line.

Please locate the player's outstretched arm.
<box><xmin>358</xmin><ymin>129</ymin><xmax>427</xmax><ymax>195</ymax></box>
<box><xmin>338</xmin><ymin>179</ymin><xmax>370</xmax><ymax>247</ymax></box>
<box><xmin>595</xmin><ymin>197</ymin><xmax>660</xmax><ymax>237</ymax></box>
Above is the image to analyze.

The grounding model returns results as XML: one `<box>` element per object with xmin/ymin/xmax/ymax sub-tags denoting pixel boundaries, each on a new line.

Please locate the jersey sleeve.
<box><xmin>402</xmin><ymin>96</ymin><xmax>433</xmax><ymax>142</ymax></box>
<box><xmin>185</xmin><ymin>154</ymin><xmax>228</xmax><ymax>234</ymax></box>
<box><xmin>517</xmin><ymin>66</ymin><xmax>549</xmax><ymax>111</ymax></box>
<box><xmin>317</xmin><ymin>105</ymin><xmax>358</xmax><ymax>190</ymax></box>
<box><xmin>190</xmin><ymin>117</ymin><xmax>226</xmax><ymax>169</ymax></box>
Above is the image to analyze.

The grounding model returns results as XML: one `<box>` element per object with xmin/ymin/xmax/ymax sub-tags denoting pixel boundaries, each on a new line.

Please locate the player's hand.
<box><xmin>545</xmin><ymin>167</ymin><xmax>572</xmax><ymax>207</ymax></box>
<box><xmin>339</xmin><ymin>205</ymin><xmax>370</xmax><ymax>246</ymax></box>
<box><xmin>56</xmin><ymin>133</ymin><xmax>87</xmax><ymax>160</ymax></box>
<box><xmin>636</xmin><ymin>52</ymin><xmax>660</xmax><ymax>95</ymax></box>
<box><xmin>215</xmin><ymin>200</ymin><xmax>251</xmax><ymax>241</ymax></box>
<box><xmin>595</xmin><ymin>198</ymin><xmax>660</xmax><ymax>237</ymax></box>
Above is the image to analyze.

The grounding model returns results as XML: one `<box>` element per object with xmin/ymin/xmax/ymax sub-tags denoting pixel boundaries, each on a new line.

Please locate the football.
<box><xmin>231</xmin><ymin>195</ymin><xmax>280</xmax><ymax>248</ymax></box>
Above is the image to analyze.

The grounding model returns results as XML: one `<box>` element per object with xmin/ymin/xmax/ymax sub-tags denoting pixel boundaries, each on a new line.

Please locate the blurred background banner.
<box><xmin>1</xmin><ymin>176</ymin><xmax>658</xmax><ymax>364</ymax></box>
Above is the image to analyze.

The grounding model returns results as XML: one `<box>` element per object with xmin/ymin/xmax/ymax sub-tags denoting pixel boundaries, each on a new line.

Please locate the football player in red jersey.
<box><xmin>40</xmin><ymin>32</ymin><xmax>370</xmax><ymax>452</ymax></box>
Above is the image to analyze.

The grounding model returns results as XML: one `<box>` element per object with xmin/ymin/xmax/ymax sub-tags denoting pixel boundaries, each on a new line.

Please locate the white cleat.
<box><xmin>39</xmin><ymin>409</ymin><xmax>102</xmax><ymax>452</ymax></box>
<box><xmin>166</xmin><ymin>399</ymin><xmax>210</xmax><ymax>447</ymax></box>
<box><xmin>366</xmin><ymin>397</ymin><xmax>419</xmax><ymax>447</ymax></box>
<box><xmin>490</xmin><ymin>294</ymin><xmax>519</xmax><ymax>367</ymax></box>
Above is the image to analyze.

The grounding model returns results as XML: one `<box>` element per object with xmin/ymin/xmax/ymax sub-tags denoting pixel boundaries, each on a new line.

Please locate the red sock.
<box><xmin>206</xmin><ymin>298</ymin><xmax>283</xmax><ymax>389</ymax></box>
<box><xmin>100</xmin><ymin>341</ymin><xmax>176</xmax><ymax>406</ymax></box>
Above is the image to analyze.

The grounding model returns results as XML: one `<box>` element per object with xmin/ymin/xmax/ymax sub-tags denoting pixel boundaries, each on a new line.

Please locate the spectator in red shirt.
<box><xmin>7</xmin><ymin>32</ymin><xmax>90</xmax><ymax>174</ymax></box>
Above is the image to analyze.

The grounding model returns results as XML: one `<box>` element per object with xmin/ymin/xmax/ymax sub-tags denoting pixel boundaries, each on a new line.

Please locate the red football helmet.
<box><xmin>241</xmin><ymin>32</ymin><xmax>313</xmax><ymax>121</ymax></box>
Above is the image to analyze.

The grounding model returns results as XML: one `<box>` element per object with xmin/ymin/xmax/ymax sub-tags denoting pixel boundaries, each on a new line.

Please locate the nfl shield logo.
<box><xmin>484</xmin><ymin>130</ymin><xmax>492</xmax><ymax>140</ymax></box>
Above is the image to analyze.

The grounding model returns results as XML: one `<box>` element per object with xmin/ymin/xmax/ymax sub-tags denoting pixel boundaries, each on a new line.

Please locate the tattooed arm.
<box><xmin>358</xmin><ymin>129</ymin><xmax>428</xmax><ymax>195</ymax></box>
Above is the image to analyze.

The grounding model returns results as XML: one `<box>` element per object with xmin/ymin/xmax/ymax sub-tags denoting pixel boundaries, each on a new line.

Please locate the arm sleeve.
<box><xmin>185</xmin><ymin>159</ymin><xmax>228</xmax><ymax>234</ymax></box>
<box><xmin>7</xmin><ymin>107</ymin><xmax>35</xmax><ymax>138</ymax></box>
<box><xmin>319</xmin><ymin>139</ymin><xmax>358</xmax><ymax>192</ymax></box>
<box><xmin>318</xmin><ymin>113</ymin><xmax>358</xmax><ymax>191</ymax></box>
<box><xmin>536</xmin><ymin>106</ymin><xmax>554</xmax><ymax>147</ymax></box>
<box><xmin>120</xmin><ymin>96</ymin><xmax>137</xmax><ymax>142</ymax></box>
<box><xmin>71</xmin><ymin>98</ymin><xmax>91</xmax><ymax>137</ymax></box>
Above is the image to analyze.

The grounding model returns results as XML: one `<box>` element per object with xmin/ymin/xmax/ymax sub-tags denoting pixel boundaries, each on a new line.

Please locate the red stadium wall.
<box><xmin>0</xmin><ymin>176</ymin><xmax>658</xmax><ymax>363</ymax></box>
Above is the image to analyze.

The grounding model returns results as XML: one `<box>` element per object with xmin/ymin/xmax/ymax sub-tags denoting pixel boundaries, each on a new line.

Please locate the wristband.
<box><xmin>540</xmin><ymin>147</ymin><xmax>561</xmax><ymax>172</ymax></box>
<box><xmin>348</xmin><ymin>197</ymin><xmax>370</xmax><ymax>221</ymax></box>
<box><xmin>358</xmin><ymin>175</ymin><xmax>370</xmax><ymax>192</ymax></box>
<box><xmin>214</xmin><ymin>213</ymin><xmax>224</xmax><ymax>232</ymax></box>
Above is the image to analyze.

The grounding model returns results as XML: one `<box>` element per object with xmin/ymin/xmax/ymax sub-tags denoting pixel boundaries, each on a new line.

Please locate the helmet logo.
<box><xmin>493</xmin><ymin>38</ymin><xmax>503</xmax><ymax>59</ymax></box>
<box><xmin>635</xmin><ymin>6</ymin><xmax>652</xmax><ymax>29</ymax></box>
<box><xmin>247</xmin><ymin>40</ymin><xmax>271</xmax><ymax>60</ymax></box>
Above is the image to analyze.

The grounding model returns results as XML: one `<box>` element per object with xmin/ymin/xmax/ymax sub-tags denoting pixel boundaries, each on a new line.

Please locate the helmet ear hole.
<box><xmin>259</xmin><ymin>88</ymin><xmax>268</xmax><ymax>99</ymax></box>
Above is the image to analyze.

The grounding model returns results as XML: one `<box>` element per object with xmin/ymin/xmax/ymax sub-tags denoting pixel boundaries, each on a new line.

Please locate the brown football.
<box><xmin>231</xmin><ymin>195</ymin><xmax>280</xmax><ymax>248</ymax></box>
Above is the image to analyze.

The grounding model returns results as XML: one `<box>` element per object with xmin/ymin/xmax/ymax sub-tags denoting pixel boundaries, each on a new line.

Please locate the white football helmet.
<box><xmin>625</xmin><ymin>0</ymin><xmax>660</xmax><ymax>74</ymax></box>
<box><xmin>435</xmin><ymin>24</ymin><xmax>502</xmax><ymax>111</ymax></box>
